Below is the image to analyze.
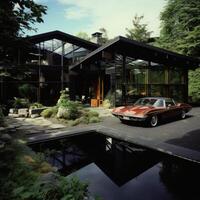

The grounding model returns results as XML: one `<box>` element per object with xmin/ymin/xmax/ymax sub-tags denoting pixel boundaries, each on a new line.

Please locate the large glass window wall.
<box><xmin>113</xmin><ymin>56</ymin><xmax>187</xmax><ymax>106</ymax></box>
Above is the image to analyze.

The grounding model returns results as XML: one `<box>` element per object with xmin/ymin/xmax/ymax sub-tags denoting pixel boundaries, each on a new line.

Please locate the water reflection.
<box><xmin>160</xmin><ymin>159</ymin><xmax>200</xmax><ymax>200</ymax></box>
<box><xmin>30</xmin><ymin>134</ymin><xmax>200</xmax><ymax>200</ymax></box>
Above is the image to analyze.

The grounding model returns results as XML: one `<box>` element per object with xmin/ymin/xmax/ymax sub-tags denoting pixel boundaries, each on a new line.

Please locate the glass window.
<box><xmin>169</xmin><ymin>69</ymin><xmax>185</xmax><ymax>84</ymax></box>
<box><xmin>149</xmin><ymin>85</ymin><xmax>167</xmax><ymax>97</ymax></box>
<box><xmin>165</xmin><ymin>98</ymin><xmax>175</xmax><ymax>106</ymax></box>
<box><xmin>128</xmin><ymin>68</ymin><xmax>146</xmax><ymax>84</ymax></box>
<box><xmin>126</xmin><ymin>84</ymin><xmax>146</xmax><ymax>103</ymax></box>
<box><xmin>169</xmin><ymin>85</ymin><xmax>185</xmax><ymax>102</ymax></box>
<box><xmin>154</xmin><ymin>99</ymin><xmax>164</xmax><ymax>107</ymax></box>
<box><xmin>149</xmin><ymin>68</ymin><xmax>165</xmax><ymax>84</ymax></box>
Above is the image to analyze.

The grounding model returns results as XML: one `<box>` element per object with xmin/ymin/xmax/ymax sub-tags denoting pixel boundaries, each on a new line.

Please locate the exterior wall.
<box><xmin>106</xmin><ymin>56</ymin><xmax>188</xmax><ymax>106</ymax></box>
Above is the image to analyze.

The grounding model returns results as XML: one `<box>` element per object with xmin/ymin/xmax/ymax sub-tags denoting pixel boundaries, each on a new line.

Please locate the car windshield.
<box><xmin>134</xmin><ymin>98</ymin><xmax>158</xmax><ymax>106</ymax></box>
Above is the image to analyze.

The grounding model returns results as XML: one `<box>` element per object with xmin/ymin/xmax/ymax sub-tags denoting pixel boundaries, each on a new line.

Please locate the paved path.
<box><xmin>5</xmin><ymin>107</ymin><xmax>200</xmax><ymax>163</ymax></box>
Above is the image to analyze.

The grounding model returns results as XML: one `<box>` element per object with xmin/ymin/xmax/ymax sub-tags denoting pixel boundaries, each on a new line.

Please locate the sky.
<box><xmin>28</xmin><ymin>0</ymin><xmax>166</xmax><ymax>38</ymax></box>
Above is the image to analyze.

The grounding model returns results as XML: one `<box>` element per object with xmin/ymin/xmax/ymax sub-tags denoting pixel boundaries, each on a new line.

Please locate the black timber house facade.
<box><xmin>0</xmin><ymin>30</ymin><xmax>199</xmax><ymax>106</ymax></box>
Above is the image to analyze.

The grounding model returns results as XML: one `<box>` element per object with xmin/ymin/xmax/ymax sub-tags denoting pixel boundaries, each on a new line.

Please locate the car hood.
<box><xmin>112</xmin><ymin>105</ymin><xmax>155</xmax><ymax>116</ymax></box>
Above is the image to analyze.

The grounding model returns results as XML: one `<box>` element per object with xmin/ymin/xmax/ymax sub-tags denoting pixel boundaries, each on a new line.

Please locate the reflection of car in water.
<box><xmin>112</xmin><ymin>97</ymin><xmax>192</xmax><ymax>127</ymax></box>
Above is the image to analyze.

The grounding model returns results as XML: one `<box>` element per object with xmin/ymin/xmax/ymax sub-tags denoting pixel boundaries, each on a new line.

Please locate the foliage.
<box><xmin>67</xmin><ymin>101</ymin><xmax>81</xmax><ymax>120</ymax></box>
<box><xmin>103</xmin><ymin>99</ymin><xmax>111</xmax><ymax>109</ymax></box>
<box><xmin>157</xmin><ymin>0</ymin><xmax>200</xmax><ymax>102</ymax></box>
<box><xmin>18</xmin><ymin>83</ymin><xmax>37</xmax><ymax>100</ymax></box>
<box><xmin>57</xmin><ymin>90</ymin><xmax>70</xmax><ymax>108</ymax></box>
<box><xmin>12</xmin><ymin>97</ymin><xmax>30</xmax><ymax>108</ymax></box>
<box><xmin>0</xmin><ymin>138</ymin><xmax>89</xmax><ymax>200</ymax></box>
<box><xmin>103</xmin><ymin>90</ymin><xmax>115</xmax><ymax>108</ymax></box>
<box><xmin>80</xmin><ymin>110</ymin><xmax>100</xmax><ymax>124</ymax></box>
<box><xmin>0</xmin><ymin>0</ymin><xmax>47</xmax><ymax>38</ymax></box>
<box><xmin>125</xmin><ymin>14</ymin><xmax>152</xmax><ymax>42</ymax></box>
<box><xmin>57</xmin><ymin>90</ymin><xmax>82</xmax><ymax>120</ymax></box>
<box><xmin>0</xmin><ymin>0</ymin><xmax>47</xmax><ymax>64</ymax></box>
<box><xmin>41</xmin><ymin>106</ymin><xmax>58</xmax><ymax>118</ymax></box>
<box><xmin>189</xmin><ymin>68</ymin><xmax>200</xmax><ymax>103</ymax></box>
<box><xmin>76</xmin><ymin>32</ymin><xmax>90</xmax><ymax>41</ymax></box>
<box><xmin>87</xmin><ymin>110</ymin><xmax>99</xmax><ymax>118</ymax></box>
<box><xmin>29</xmin><ymin>102</ymin><xmax>44</xmax><ymax>109</ymax></box>
<box><xmin>89</xmin><ymin>116</ymin><xmax>100</xmax><ymax>123</ymax></box>
<box><xmin>157</xmin><ymin>0</ymin><xmax>200</xmax><ymax>56</ymax></box>
<box><xmin>43</xmin><ymin>90</ymin><xmax>101</xmax><ymax>125</ymax></box>
<box><xmin>99</xmin><ymin>27</ymin><xmax>109</xmax><ymax>44</ymax></box>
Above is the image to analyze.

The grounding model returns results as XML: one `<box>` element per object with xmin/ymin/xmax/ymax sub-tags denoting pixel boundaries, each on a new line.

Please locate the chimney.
<box><xmin>91</xmin><ymin>32</ymin><xmax>103</xmax><ymax>44</ymax></box>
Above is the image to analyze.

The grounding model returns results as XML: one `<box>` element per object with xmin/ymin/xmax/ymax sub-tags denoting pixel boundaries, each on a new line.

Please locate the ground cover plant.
<box><xmin>41</xmin><ymin>90</ymin><xmax>101</xmax><ymax>126</ymax></box>
<box><xmin>0</xmin><ymin>131</ymin><xmax>89</xmax><ymax>200</ymax></box>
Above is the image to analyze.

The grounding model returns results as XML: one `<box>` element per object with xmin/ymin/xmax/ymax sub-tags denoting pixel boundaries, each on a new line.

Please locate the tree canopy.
<box><xmin>0</xmin><ymin>0</ymin><xmax>47</xmax><ymax>64</ymax></box>
<box><xmin>125</xmin><ymin>14</ymin><xmax>152</xmax><ymax>42</ymax></box>
<box><xmin>0</xmin><ymin>0</ymin><xmax>47</xmax><ymax>42</ymax></box>
<box><xmin>158</xmin><ymin>0</ymin><xmax>200</xmax><ymax>57</ymax></box>
<box><xmin>76</xmin><ymin>32</ymin><xmax>90</xmax><ymax>41</ymax></box>
<box><xmin>158</xmin><ymin>0</ymin><xmax>200</xmax><ymax>103</ymax></box>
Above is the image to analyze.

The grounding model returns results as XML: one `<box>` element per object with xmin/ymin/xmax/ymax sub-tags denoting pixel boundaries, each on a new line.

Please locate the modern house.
<box><xmin>0</xmin><ymin>30</ymin><xmax>199</xmax><ymax>106</ymax></box>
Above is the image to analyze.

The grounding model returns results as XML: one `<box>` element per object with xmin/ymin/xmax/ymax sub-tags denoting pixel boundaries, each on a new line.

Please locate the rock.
<box><xmin>18</xmin><ymin>108</ymin><xmax>29</xmax><ymax>117</ymax></box>
<box><xmin>9</xmin><ymin>108</ymin><xmax>18</xmax><ymax>114</ymax></box>
<box><xmin>30</xmin><ymin>114</ymin><xmax>40</xmax><ymax>118</ymax></box>
<box><xmin>8</xmin><ymin>113</ymin><xmax>19</xmax><ymax>118</ymax></box>
<box><xmin>57</xmin><ymin>107</ymin><xmax>69</xmax><ymax>119</ymax></box>
<box><xmin>0</xmin><ymin>134</ymin><xmax>12</xmax><ymax>142</ymax></box>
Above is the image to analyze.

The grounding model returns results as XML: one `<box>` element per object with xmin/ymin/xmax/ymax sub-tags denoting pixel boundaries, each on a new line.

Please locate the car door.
<box><xmin>165</xmin><ymin>99</ymin><xmax>178</xmax><ymax>119</ymax></box>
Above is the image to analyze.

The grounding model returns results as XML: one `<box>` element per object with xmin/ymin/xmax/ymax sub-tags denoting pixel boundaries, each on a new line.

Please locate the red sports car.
<box><xmin>112</xmin><ymin>97</ymin><xmax>192</xmax><ymax>127</ymax></box>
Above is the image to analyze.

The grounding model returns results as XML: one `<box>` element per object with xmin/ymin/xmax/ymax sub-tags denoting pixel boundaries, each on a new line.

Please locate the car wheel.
<box><xmin>149</xmin><ymin>115</ymin><xmax>158</xmax><ymax>127</ymax></box>
<box><xmin>181</xmin><ymin>110</ymin><xmax>186</xmax><ymax>119</ymax></box>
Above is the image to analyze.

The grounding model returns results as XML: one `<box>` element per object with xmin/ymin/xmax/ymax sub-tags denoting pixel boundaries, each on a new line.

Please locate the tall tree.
<box><xmin>0</xmin><ymin>0</ymin><xmax>47</xmax><ymax>63</ymax></box>
<box><xmin>125</xmin><ymin>14</ymin><xmax>152</xmax><ymax>42</ymax></box>
<box><xmin>76</xmin><ymin>32</ymin><xmax>90</xmax><ymax>41</ymax></box>
<box><xmin>158</xmin><ymin>0</ymin><xmax>200</xmax><ymax>103</ymax></box>
<box><xmin>99</xmin><ymin>27</ymin><xmax>109</xmax><ymax>44</ymax></box>
<box><xmin>158</xmin><ymin>0</ymin><xmax>200</xmax><ymax>56</ymax></box>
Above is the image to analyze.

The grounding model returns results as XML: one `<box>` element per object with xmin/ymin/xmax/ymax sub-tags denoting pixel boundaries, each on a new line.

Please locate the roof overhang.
<box><xmin>71</xmin><ymin>36</ymin><xmax>200</xmax><ymax>71</ymax></box>
<box><xmin>25</xmin><ymin>30</ymin><xmax>100</xmax><ymax>51</ymax></box>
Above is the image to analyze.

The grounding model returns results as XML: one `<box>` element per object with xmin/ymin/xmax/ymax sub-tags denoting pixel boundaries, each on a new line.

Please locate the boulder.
<box><xmin>9</xmin><ymin>108</ymin><xmax>18</xmax><ymax>114</ymax></box>
<box><xmin>18</xmin><ymin>108</ymin><xmax>29</xmax><ymax>117</ymax></box>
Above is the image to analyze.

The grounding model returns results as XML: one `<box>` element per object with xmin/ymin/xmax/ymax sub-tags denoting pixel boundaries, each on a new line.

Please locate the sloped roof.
<box><xmin>71</xmin><ymin>36</ymin><xmax>200</xmax><ymax>70</ymax></box>
<box><xmin>26</xmin><ymin>30</ymin><xmax>100</xmax><ymax>51</ymax></box>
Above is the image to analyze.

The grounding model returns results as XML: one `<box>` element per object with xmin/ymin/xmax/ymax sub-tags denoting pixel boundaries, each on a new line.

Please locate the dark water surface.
<box><xmin>31</xmin><ymin>133</ymin><xmax>200</xmax><ymax>200</ymax></box>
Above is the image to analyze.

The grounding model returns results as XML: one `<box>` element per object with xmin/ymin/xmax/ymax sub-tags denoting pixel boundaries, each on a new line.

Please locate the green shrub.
<box><xmin>57</xmin><ymin>90</ymin><xmax>70</xmax><ymax>107</ymax></box>
<box><xmin>103</xmin><ymin>90</ymin><xmax>115</xmax><ymax>108</ymax></box>
<box><xmin>41</xmin><ymin>107</ymin><xmax>58</xmax><ymax>118</ymax></box>
<box><xmin>18</xmin><ymin>83</ymin><xmax>37</xmax><ymax>101</ymax></box>
<box><xmin>89</xmin><ymin>116</ymin><xmax>101</xmax><ymax>123</ymax></box>
<box><xmin>13</xmin><ymin>97</ymin><xmax>30</xmax><ymax>109</ymax></box>
<box><xmin>0</xmin><ymin>139</ymin><xmax>89</xmax><ymax>200</ymax></box>
<box><xmin>69</xmin><ymin>118</ymin><xmax>81</xmax><ymax>126</ymax></box>
<box><xmin>57</xmin><ymin>101</ymin><xmax>81</xmax><ymax>120</ymax></box>
<box><xmin>30</xmin><ymin>102</ymin><xmax>44</xmax><ymax>109</ymax></box>
<box><xmin>88</xmin><ymin>110</ymin><xmax>99</xmax><ymax>118</ymax></box>
<box><xmin>67</xmin><ymin>102</ymin><xmax>81</xmax><ymax>120</ymax></box>
<box><xmin>103</xmin><ymin>99</ymin><xmax>111</xmax><ymax>108</ymax></box>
